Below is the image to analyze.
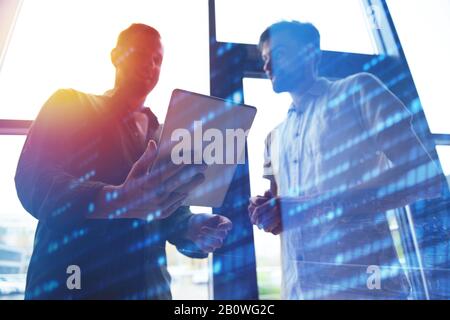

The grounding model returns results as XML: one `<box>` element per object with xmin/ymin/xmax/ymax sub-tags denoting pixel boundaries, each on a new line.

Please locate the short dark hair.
<box><xmin>116</xmin><ymin>23</ymin><xmax>161</xmax><ymax>49</ymax></box>
<box><xmin>258</xmin><ymin>20</ymin><xmax>321</xmax><ymax>52</ymax></box>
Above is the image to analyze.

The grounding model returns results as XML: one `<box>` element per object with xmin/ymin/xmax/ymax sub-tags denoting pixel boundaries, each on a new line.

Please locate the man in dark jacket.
<box><xmin>15</xmin><ymin>23</ymin><xmax>232</xmax><ymax>300</ymax></box>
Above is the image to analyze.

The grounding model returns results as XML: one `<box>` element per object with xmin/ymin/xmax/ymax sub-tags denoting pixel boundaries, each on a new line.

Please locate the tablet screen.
<box><xmin>150</xmin><ymin>89</ymin><xmax>257</xmax><ymax>207</ymax></box>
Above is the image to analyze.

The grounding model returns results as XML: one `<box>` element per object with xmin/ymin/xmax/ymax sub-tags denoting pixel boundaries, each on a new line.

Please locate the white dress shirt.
<box><xmin>262</xmin><ymin>72</ymin><xmax>432</xmax><ymax>299</ymax></box>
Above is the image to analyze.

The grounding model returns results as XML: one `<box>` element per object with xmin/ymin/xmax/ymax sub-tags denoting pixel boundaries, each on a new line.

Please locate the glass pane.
<box><xmin>0</xmin><ymin>0</ymin><xmax>209</xmax><ymax>120</ymax></box>
<box><xmin>215</xmin><ymin>0</ymin><xmax>377</xmax><ymax>54</ymax></box>
<box><xmin>0</xmin><ymin>135</ymin><xmax>37</xmax><ymax>300</ymax></box>
<box><xmin>436</xmin><ymin>146</ymin><xmax>450</xmax><ymax>176</ymax></box>
<box><xmin>243</xmin><ymin>78</ymin><xmax>291</xmax><ymax>299</ymax></box>
<box><xmin>168</xmin><ymin>205</ymin><xmax>212</xmax><ymax>300</ymax></box>
<box><xmin>0</xmin><ymin>0</ymin><xmax>211</xmax><ymax>300</ymax></box>
<box><xmin>387</xmin><ymin>0</ymin><xmax>450</xmax><ymax>134</ymax></box>
<box><xmin>166</xmin><ymin>245</ymin><xmax>210</xmax><ymax>300</ymax></box>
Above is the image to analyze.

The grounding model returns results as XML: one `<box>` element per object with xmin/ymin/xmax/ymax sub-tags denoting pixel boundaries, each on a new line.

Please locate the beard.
<box><xmin>271</xmin><ymin>73</ymin><xmax>300</xmax><ymax>93</ymax></box>
<box><xmin>271</xmin><ymin>64</ymin><xmax>310</xmax><ymax>93</ymax></box>
<box><xmin>126</xmin><ymin>75</ymin><xmax>158</xmax><ymax>97</ymax></box>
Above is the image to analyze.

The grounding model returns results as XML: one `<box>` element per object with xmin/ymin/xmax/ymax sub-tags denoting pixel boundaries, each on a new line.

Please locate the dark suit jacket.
<box><xmin>15</xmin><ymin>89</ymin><xmax>206</xmax><ymax>300</ymax></box>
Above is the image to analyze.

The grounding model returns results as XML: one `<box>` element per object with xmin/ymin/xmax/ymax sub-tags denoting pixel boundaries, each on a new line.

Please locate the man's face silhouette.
<box><xmin>261</xmin><ymin>32</ymin><xmax>317</xmax><ymax>94</ymax></box>
<box><xmin>112</xmin><ymin>34</ymin><xmax>164</xmax><ymax>99</ymax></box>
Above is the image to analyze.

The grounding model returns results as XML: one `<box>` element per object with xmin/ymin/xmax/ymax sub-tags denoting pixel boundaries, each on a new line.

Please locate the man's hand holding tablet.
<box><xmin>91</xmin><ymin>140</ymin><xmax>207</xmax><ymax>220</ymax></box>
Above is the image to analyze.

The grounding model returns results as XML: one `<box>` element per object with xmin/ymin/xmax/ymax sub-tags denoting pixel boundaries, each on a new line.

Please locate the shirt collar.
<box><xmin>288</xmin><ymin>77</ymin><xmax>330</xmax><ymax>114</ymax></box>
<box><xmin>103</xmin><ymin>89</ymin><xmax>146</xmax><ymax>113</ymax></box>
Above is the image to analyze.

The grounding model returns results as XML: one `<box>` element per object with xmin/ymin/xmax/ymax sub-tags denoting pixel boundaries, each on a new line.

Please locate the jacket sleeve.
<box><xmin>162</xmin><ymin>206</ymin><xmax>208</xmax><ymax>259</ymax></box>
<box><xmin>14</xmin><ymin>89</ymin><xmax>107</xmax><ymax>231</ymax></box>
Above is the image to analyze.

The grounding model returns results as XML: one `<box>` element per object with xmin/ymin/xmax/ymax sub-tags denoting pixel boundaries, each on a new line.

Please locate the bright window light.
<box><xmin>436</xmin><ymin>146</ymin><xmax>450</xmax><ymax>177</ymax></box>
<box><xmin>0</xmin><ymin>135</ymin><xmax>36</xmax><ymax>227</ymax></box>
<box><xmin>387</xmin><ymin>0</ymin><xmax>450</xmax><ymax>134</ymax></box>
<box><xmin>244</xmin><ymin>78</ymin><xmax>291</xmax><ymax>198</ymax></box>
<box><xmin>215</xmin><ymin>0</ymin><xmax>378</xmax><ymax>54</ymax></box>
<box><xmin>0</xmin><ymin>0</ymin><xmax>209</xmax><ymax>121</ymax></box>
<box><xmin>0</xmin><ymin>0</ymin><xmax>210</xmax><ymax>300</ymax></box>
<box><xmin>0</xmin><ymin>136</ymin><xmax>37</xmax><ymax>282</ymax></box>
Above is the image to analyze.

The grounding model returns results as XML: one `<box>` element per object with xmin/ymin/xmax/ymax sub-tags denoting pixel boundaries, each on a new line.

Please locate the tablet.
<box><xmin>150</xmin><ymin>89</ymin><xmax>257</xmax><ymax>208</ymax></box>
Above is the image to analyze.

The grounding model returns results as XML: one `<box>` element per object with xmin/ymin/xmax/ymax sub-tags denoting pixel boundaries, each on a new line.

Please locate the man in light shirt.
<box><xmin>248</xmin><ymin>21</ymin><xmax>445</xmax><ymax>299</ymax></box>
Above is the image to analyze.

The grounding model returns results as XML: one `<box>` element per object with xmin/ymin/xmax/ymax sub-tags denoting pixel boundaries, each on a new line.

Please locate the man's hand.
<box><xmin>248</xmin><ymin>190</ymin><xmax>282</xmax><ymax>235</ymax></box>
<box><xmin>185</xmin><ymin>214</ymin><xmax>233</xmax><ymax>253</ymax></box>
<box><xmin>93</xmin><ymin>140</ymin><xmax>206</xmax><ymax>220</ymax></box>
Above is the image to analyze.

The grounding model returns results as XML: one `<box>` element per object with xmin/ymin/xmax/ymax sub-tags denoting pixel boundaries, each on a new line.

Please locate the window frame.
<box><xmin>208</xmin><ymin>0</ymin><xmax>449</xmax><ymax>300</ymax></box>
